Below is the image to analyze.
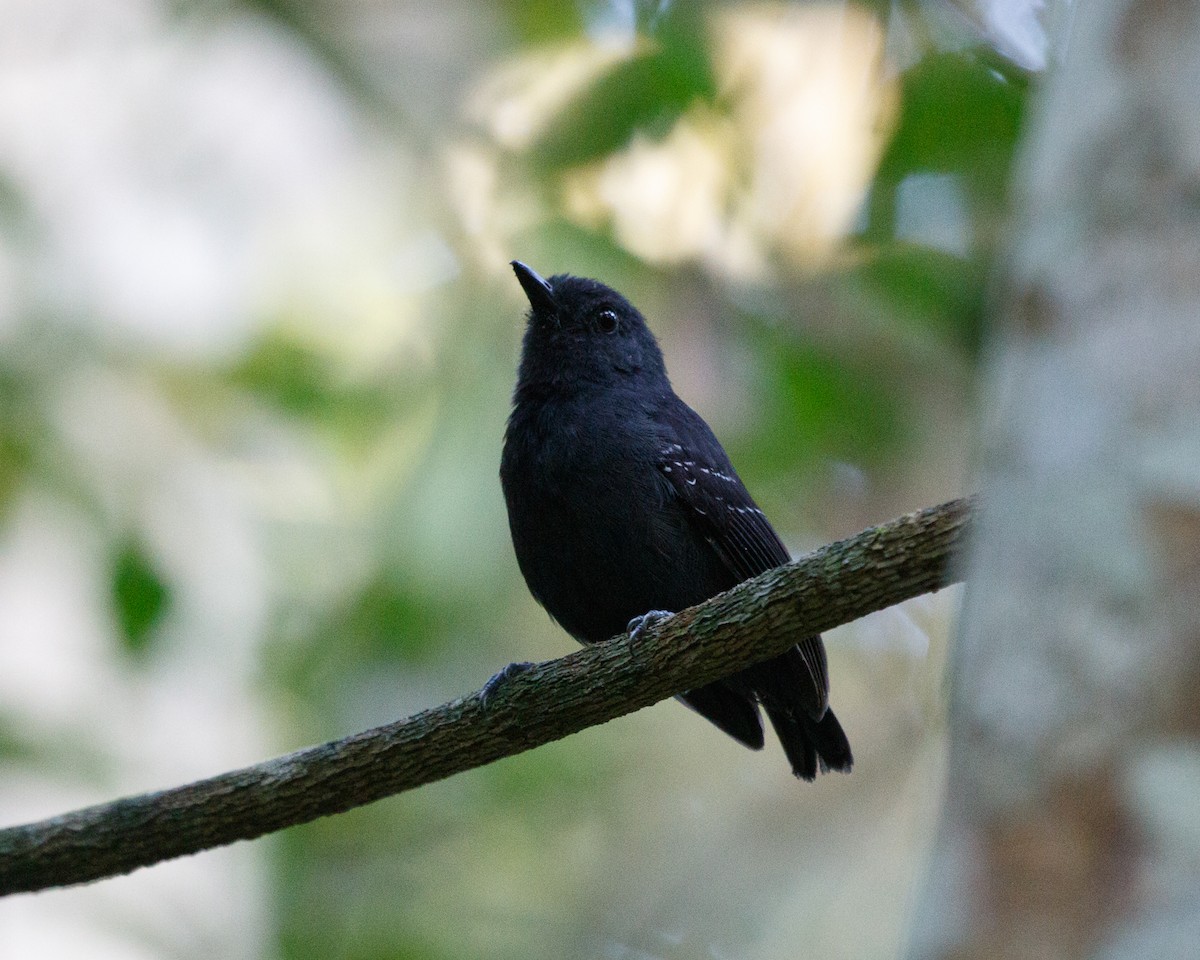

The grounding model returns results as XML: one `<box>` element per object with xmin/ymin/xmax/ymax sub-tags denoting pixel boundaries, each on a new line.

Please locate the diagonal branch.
<box><xmin>0</xmin><ymin>496</ymin><xmax>973</xmax><ymax>896</ymax></box>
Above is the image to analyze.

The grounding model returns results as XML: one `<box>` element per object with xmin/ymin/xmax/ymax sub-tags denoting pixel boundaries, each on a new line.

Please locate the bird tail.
<box><xmin>676</xmin><ymin>682</ymin><xmax>765</xmax><ymax>751</ymax></box>
<box><xmin>764</xmin><ymin>704</ymin><xmax>853</xmax><ymax>782</ymax></box>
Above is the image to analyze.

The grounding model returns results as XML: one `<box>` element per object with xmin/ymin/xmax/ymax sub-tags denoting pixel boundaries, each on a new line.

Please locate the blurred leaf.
<box><xmin>851</xmin><ymin>48</ymin><xmax>1023</xmax><ymax>357</ymax></box>
<box><xmin>332</xmin><ymin>574</ymin><xmax>452</xmax><ymax>663</ymax></box>
<box><xmin>866</xmin><ymin>47</ymin><xmax>1029</xmax><ymax>243</ymax></box>
<box><xmin>852</xmin><ymin>244</ymin><xmax>988</xmax><ymax>356</ymax></box>
<box><xmin>495</xmin><ymin>0</ymin><xmax>585</xmax><ymax>43</ymax></box>
<box><xmin>737</xmin><ymin>332</ymin><xmax>906</xmax><ymax>479</ymax></box>
<box><xmin>0</xmin><ymin>717</ymin><xmax>29</xmax><ymax>763</ymax></box>
<box><xmin>529</xmin><ymin>15</ymin><xmax>714</xmax><ymax>170</ymax></box>
<box><xmin>228</xmin><ymin>335</ymin><xmax>331</xmax><ymax>416</ymax></box>
<box><xmin>112</xmin><ymin>539</ymin><xmax>171</xmax><ymax>656</ymax></box>
<box><xmin>0</xmin><ymin>363</ymin><xmax>38</xmax><ymax>516</ymax></box>
<box><xmin>224</xmin><ymin>332</ymin><xmax>401</xmax><ymax>447</ymax></box>
<box><xmin>880</xmin><ymin>48</ymin><xmax>1028</xmax><ymax>183</ymax></box>
<box><xmin>0</xmin><ymin>169</ymin><xmax>34</xmax><ymax>237</ymax></box>
<box><xmin>276</xmin><ymin>574</ymin><xmax>461</xmax><ymax>707</ymax></box>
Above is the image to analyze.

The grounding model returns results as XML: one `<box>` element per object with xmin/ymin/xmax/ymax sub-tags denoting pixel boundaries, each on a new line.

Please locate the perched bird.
<box><xmin>499</xmin><ymin>262</ymin><xmax>852</xmax><ymax>780</ymax></box>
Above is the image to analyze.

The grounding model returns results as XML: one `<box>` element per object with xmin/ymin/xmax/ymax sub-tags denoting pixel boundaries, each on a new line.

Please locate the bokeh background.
<box><xmin>0</xmin><ymin>0</ymin><xmax>1049</xmax><ymax>957</ymax></box>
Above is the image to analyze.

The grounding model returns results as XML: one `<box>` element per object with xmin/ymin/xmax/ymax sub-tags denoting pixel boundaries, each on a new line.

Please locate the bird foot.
<box><xmin>480</xmin><ymin>661</ymin><xmax>535</xmax><ymax>708</ymax></box>
<box><xmin>626</xmin><ymin>610</ymin><xmax>673</xmax><ymax>642</ymax></box>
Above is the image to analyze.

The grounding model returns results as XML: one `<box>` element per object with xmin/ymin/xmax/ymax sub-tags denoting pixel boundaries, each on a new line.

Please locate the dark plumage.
<box><xmin>499</xmin><ymin>262</ymin><xmax>852</xmax><ymax>780</ymax></box>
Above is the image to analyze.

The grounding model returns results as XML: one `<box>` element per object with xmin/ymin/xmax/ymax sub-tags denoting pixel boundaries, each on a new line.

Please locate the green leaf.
<box><xmin>880</xmin><ymin>48</ymin><xmax>1028</xmax><ymax>184</ymax></box>
<box><xmin>865</xmin><ymin>47</ymin><xmax>1029</xmax><ymax>245</ymax></box>
<box><xmin>227</xmin><ymin>335</ymin><xmax>332</xmax><ymax>417</ymax></box>
<box><xmin>112</xmin><ymin>540</ymin><xmax>171</xmax><ymax>656</ymax></box>
<box><xmin>222</xmin><ymin>332</ymin><xmax>400</xmax><ymax>446</ymax></box>
<box><xmin>734</xmin><ymin>331</ymin><xmax>906</xmax><ymax>482</ymax></box>
<box><xmin>281</xmin><ymin>575</ymin><xmax>460</xmax><ymax>683</ymax></box>
<box><xmin>0</xmin><ymin>367</ymin><xmax>35</xmax><ymax>515</ymax></box>
<box><xmin>495</xmin><ymin>0</ymin><xmax>585</xmax><ymax>44</ymax></box>
<box><xmin>529</xmin><ymin>16</ymin><xmax>714</xmax><ymax>170</ymax></box>
<box><xmin>852</xmin><ymin>244</ymin><xmax>988</xmax><ymax>356</ymax></box>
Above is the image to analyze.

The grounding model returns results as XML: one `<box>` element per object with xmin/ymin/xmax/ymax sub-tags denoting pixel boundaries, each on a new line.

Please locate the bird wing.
<box><xmin>657</xmin><ymin>438</ymin><xmax>788</xmax><ymax>579</ymax></box>
<box><xmin>655</xmin><ymin>401</ymin><xmax>829</xmax><ymax>715</ymax></box>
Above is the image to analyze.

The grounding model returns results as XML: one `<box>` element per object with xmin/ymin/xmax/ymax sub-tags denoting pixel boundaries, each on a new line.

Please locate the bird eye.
<box><xmin>597</xmin><ymin>310</ymin><xmax>618</xmax><ymax>334</ymax></box>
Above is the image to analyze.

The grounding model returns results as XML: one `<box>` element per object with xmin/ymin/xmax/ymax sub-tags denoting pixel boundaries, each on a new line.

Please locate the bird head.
<box><xmin>510</xmin><ymin>261</ymin><xmax>668</xmax><ymax>391</ymax></box>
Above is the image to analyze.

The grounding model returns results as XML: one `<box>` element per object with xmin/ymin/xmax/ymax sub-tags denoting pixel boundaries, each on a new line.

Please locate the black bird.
<box><xmin>500</xmin><ymin>262</ymin><xmax>852</xmax><ymax>780</ymax></box>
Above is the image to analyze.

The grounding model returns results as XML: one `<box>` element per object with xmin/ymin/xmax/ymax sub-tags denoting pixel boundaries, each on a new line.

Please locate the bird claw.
<box><xmin>626</xmin><ymin>610</ymin><xmax>673</xmax><ymax>642</ymax></box>
<box><xmin>480</xmin><ymin>661</ymin><xmax>534</xmax><ymax>708</ymax></box>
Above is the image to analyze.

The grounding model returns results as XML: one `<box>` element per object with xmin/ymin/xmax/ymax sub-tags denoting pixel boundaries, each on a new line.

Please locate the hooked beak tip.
<box><xmin>511</xmin><ymin>260</ymin><xmax>557</xmax><ymax>315</ymax></box>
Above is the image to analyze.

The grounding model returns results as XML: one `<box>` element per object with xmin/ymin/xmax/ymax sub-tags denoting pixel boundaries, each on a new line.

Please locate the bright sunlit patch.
<box><xmin>562</xmin><ymin>107</ymin><xmax>735</xmax><ymax>266</ymax></box>
<box><xmin>548</xmin><ymin>3</ymin><xmax>898</xmax><ymax>277</ymax></box>
<box><xmin>714</xmin><ymin>3</ymin><xmax>898</xmax><ymax>268</ymax></box>
<box><xmin>462</xmin><ymin>6</ymin><xmax>896</xmax><ymax>276</ymax></box>
<box><xmin>443</xmin><ymin>142</ymin><xmax>520</xmax><ymax>275</ymax></box>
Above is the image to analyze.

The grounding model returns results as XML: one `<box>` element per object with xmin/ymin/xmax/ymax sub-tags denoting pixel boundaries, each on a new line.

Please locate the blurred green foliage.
<box><xmin>853</xmin><ymin>245</ymin><xmax>991</xmax><ymax>355</ymax></box>
<box><xmin>111</xmin><ymin>538</ymin><xmax>172</xmax><ymax>656</ymax></box>
<box><xmin>0</xmin><ymin>365</ymin><xmax>35</xmax><ymax>515</ymax></box>
<box><xmin>225</xmin><ymin>332</ymin><xmax>407</xmax><ymax>450</ymax></box>
<box><xmin>748</xmin><ymin>334</ymin><xmax>906</xmax><ymax>477</ymax></box>
<box><xmin>878</xmin><ymin>49</ymin><xmax>1028</xmax><ymax>205</ymax></box>
<box><xmin>530</xmin><ymin>13</ymin><xmax>715</xmax><ymax>168</ymax></box>
<box><xmin>859</xmin><ymin>47</ymin><xmax>1029</xmax><ymax>356</ymax></box>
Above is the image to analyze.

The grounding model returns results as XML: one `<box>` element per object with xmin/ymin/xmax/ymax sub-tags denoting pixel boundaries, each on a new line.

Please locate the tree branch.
<box><xmin>0</xmin><ymin>496</ymin><xmax>973</xmax><ymax>896</ymax></box>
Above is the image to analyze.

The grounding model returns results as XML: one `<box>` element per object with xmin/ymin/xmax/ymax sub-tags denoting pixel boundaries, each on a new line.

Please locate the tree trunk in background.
<box><xmin>908</xmin><ymin>2</ymin><xmax>1200</xmax><ymax>959</ymax></box>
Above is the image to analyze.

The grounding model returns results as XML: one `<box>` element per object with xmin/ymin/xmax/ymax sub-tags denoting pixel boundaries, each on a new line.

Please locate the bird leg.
<box><xmin>625</xmin><ymin>609</ymin><xmax>673</xmax><ymax>642</ymax></box>
<box><xmin>480</xmin><ymin>661</ymin><xmax>535</xmax><ymax>708</ymax></box>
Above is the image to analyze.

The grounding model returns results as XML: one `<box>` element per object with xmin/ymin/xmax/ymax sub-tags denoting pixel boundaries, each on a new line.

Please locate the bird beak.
<box><xmin>511</xmin><ymin>261</ymin><xmax>557</xmax><ymax>316</ymax></box>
